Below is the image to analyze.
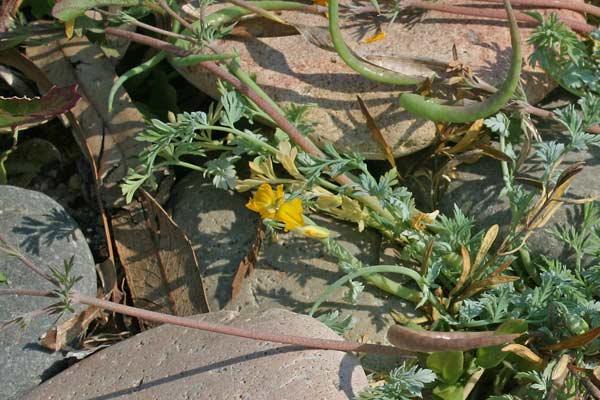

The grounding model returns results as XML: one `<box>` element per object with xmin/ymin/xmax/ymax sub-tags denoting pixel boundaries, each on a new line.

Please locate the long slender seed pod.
<box><xmin>399</xmin><ymin>0</ymin><xmax>522</xmax><ymax>123</ymax></box>
<box><xmin>328</xmin><ymin>0</ymin><xmax>424</xmax><ymax>86</ymax></box>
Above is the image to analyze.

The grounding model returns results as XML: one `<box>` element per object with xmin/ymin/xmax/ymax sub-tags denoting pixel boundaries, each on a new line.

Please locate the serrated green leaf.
<box><xmin>0</xmin><ymin>85</ymin><xmax>80</xmax><ymax>128</ymax></box>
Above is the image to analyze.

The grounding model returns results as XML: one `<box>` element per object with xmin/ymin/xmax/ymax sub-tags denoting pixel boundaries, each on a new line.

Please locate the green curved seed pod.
<box><xmin>399</xmin><ymin>0</ymin><xmax>522</xmax><ymax>123</ymax></box>
<box><xmin>108</xmin><ymin>51</ymin><xmax>167</xmax><ymax>113</ymax></box>
<box><xmin>327</xmin><ymin>0</ymin><xmax>424</xmax><ymax>86</ymax></box>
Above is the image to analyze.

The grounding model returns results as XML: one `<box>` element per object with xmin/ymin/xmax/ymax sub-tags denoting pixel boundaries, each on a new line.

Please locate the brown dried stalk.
<box><xmin>0</xmin><ymin>287</ymin><xmax>412</xmax><ymax>357</ymax></box>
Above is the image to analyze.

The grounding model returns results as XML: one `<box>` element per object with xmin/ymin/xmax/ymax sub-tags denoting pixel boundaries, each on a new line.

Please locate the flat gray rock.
<box><xmin>172</xmin><ymin>173</ymin><xmax>416</xmax><ymax>370</ymax></box>
<box><xmin>437</xmin><ymin>144</ymin><xmax>600</xmax><ymax>260</ymax></box>
<box><xmin>0</xmin><ymin>186</ymin><xmax>97</xmax><ymax>400</ymax></box>
<box><xmin>23</xmin><ymin>308</ymin><xmax>368</xmax><ymax>400</ymax></box>
<box><xmin>171</xmin><ymin>172</ymin><xmax>260</xmax><ymax>311</ymax></box>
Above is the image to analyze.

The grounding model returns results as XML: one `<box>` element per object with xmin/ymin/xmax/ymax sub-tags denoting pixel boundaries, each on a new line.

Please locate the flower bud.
<box><xmin>292</xmin><ymin>225</ymin><xmax>330</xmax><ymax>239</ymax></box>
<box><xmin>316</xmin><ymin>195</ymin><xmax>342</xmax><ymax>210</ymax></box>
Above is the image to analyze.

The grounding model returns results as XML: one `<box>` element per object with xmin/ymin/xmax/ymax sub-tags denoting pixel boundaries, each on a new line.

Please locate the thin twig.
<box><xmin>96</xmin><ymin>9</ymin><xmax>197</xmax><ymax>43</ymax></box>
<box><xmin>156</xmin><ymin>0</ymin><xmax>196</xmax><ymax>33</ymax></box>
<box><xmin>402</xmin><ymin>1</ymin><xmax>593</xmax><ymax>34</ymax></box>
<box><xmin>0</xmin><ymin>234</ymin><xmax>60</xmax><ymax>286</ymax></box>
<box><xmin>70</xmin><ymin>291</ymin><xmax>413</xmax><ymax>357</ymax></box>
<box><xmin>568</xmin><ymin>364</ymin><xmax>600</xmax><ymax>400</ymax></box>
<box><xmin>226</xmin><ymin>0</ymin><xmax>289</xmax><ymax>25</ymax></box>
<box><xmin>0</xmin><ymin>287</ymin><xmax>413</xmax><ymax>357</ymax></box>
<box><xmin>0</xmin><ymin>288</ymin><xmax>56</xmax><ymax>297</ymax></box>
<box><xmin>478</xmin><ymin>0</ymin><xmax>600</xmax><ymax>19</ymax></box>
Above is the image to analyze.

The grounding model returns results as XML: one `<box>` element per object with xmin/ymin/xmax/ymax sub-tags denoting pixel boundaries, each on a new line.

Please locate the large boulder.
<box><xmin>0</xmin><ymin>186</ymin><xmax>97</xmax><ymax>400</ymax></box>
<box><xmin>177</xmin><ymin>0</ymin><xmax>585</xmax><ymax>159</ymax></box>
<box><xmin>23</xmin><ymin>308</ymin><xmax>369</xmax><ymax>399</ymax></box>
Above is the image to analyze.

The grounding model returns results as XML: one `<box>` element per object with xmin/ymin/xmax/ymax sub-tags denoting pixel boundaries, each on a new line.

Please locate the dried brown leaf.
<box><xmin>112</xmin><ymin>190</ymin><xmax>210</xmax><ymax>328</ymax></box>
<box><xmin>446</xmin><ymin>119</ymin><xmax>484</xmax><ymax>155</ymax></box>
<box><xmin>478</xmin><ymin>144</ymin><xmax>514</xmax><ymax>163</ymax></box>
<box><xmin>41</xmin><ymin>306</ymin><xmax>103</xmax><ymax>352</ymax></box>
<box><xmin>461</xmin><ymin>275</ymin><xmax>519</xmax><ymax>299</ymax></box>
<box><xmin>543</xmin><ymin>326</ymin><xmax>600</xmax><ymax>351</ymax></box>
<box><xmin>356</xmin><ymin>95</ymin><xmax>397</xmax><ymax>171</ymax></box>
<box><xmin>473</xmin><ymin>224</ymin><xmax>498</xmax><ymax>271</ymax></box>
<box><xmin>501</xmin><ymin>344</ymin><xmax>543</xmax><ymax>366</ymax></box>
<box><xmin>231</xmin><ymin>223</ymin><xmax>265</xmax><ymax>300</ymax></box>
<box><xmin>449</xmin><ymin>245</ymin><xmax>471</xmax><ymax>297</ymax></box>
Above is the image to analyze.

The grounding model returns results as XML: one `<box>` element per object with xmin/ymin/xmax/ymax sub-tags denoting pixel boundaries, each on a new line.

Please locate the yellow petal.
<box><xmin>246</xmin><ymin>184</ymin><xmax>277</xmax><ymax>218</ymax></box>
<box><xmin>275</xmin><ymin>184</ymin><xmax>285</xmax><ymax>202</ymax></box>
<box><xmin>363</xmin><ymin>31</ymin><xmax>386</xmax><ymax>44</ymax></box>
<box><xmin>276</xmin><ymin>198</ymin><xmax>304</xmax><ymax>231</ymax></box>
<box><xmin>65</xmin><ymin>19</ymin><xmax>75</xmax><ymax>39</ymax></box>
<box><xmin>314</xmin><ymin>0</ymin><xmax>327</xmax><ymax>6</ymax></box>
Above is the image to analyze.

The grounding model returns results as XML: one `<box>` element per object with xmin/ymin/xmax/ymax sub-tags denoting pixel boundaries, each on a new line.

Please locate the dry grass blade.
<box><xmin>478</xmin><ymin>143</ymin><xmax>514</xmax><ymax>163</ymax></box>
<box><xmin>356</xmin><ymin>95</ymin><xmax>397</xmax><ymax>171</ymax></box>
<box><xmin>473</xmin><ymin>224</ymin><xmax>499</xmax><ymax>271</ymax></box>
<box><xmin>530</xmin><ymin>163</ymin><xmax>584</xmax><ymax>230</ymax></box>
<box><xmin>387</xmin><ymin>325</ymin><xmax>522</xmax><ymax>352</ymax></box>
<box><xmin>449</xmin><ymin>245</ymin><xmax>471</xmax><ymax>297</ymax></box>
<box><xmin>501</xmin><ymin>343</ymin><xmax>543</xmax><ymax>366</ymax></box>
<box><xmin>460</xmin><ymin>275</ymin><xmax>519</xmax><ymax>299</ymax></box>
<box><xmin>112</xmin><ymin>191</ymin><xmax>210</xmax><ymax>328</ymax></box>
<box><xmin>446</xmin><ymin>119</ymin><xmax>484</xmax><ymax>155</ymax></box>
<box><xmin>543</xmin><ymin>326</ymin><xmax>600</xmax><ymax>351</ymax></box>
<box><xmin>231</xmin><ymin>223</ymin><xmax>264</xmax><ymax>300</ymax></box>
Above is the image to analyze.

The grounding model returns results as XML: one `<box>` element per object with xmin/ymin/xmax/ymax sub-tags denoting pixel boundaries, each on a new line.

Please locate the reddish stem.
<box><xmin>478</xmin><ymin>0</ymin><xmax>600</xmax><ymax>19</ymax></box>
<box><xmin>103</xmin><ymin>27</ymin><xmax>360</xmax><ymax>191</ymax></box>
<box><xmin>0</xmin><ymin>288</ymin><xmax>412</xmax><ymax>357</ymax></box>
<box><xmin>0</xmin><ymin>233</ymin><xmax>59</xmax><ymax>286</ymax></box>
<box><xmin>404</xmin><ymin>1</ymin><xmax>593</xmax><ymax>34</ymax></box>
<box><xmin>72</xmin><ymin>291</ymin><xmax>412</xmax><ymax>356</ymax></box>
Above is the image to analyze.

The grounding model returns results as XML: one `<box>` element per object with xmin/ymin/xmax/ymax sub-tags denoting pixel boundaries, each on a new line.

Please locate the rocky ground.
<box><xmin>0</xmin><ymin>1</ymin><xmax>595</xmax><ymax>398</ymax></box>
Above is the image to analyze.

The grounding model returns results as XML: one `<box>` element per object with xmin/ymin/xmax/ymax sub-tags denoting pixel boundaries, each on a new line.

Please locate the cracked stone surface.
<box><xmin>23</xmin><ymin>309</ymin><xmax>368</xmax><ymax>400</ymax></box>
<box><xmin>177</xmin><ymin>0</ymin><xmax>585</xmax><ymax>159</ymax></box>
<box><xmin>0</xmin><ymin>186</ymin><xmax>97</xmax><ymax>400</ymax></box>
<box><xmin>172</xmin><ymin>172</ymin><xmax>418</xmax><ymax>370</ymax></box>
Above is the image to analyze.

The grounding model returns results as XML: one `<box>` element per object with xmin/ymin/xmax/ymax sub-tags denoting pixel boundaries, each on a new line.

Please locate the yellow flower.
<box><xmin>246</xmin><ymin>184</ymin><xmax>304</xmax><ymax>231</ymax></box>
<box><xmin>411</xmin><ymin>210</ymin><xmax>439</xmax><ymax>231</ymax></box>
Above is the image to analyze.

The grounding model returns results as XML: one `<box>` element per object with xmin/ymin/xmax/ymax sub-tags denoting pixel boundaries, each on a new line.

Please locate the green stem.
<box><xmin>309</xmin><ymin>265</ymin><xmax>423</xmax><ymax>316</ymax></box>
<box><xmin>327</xmin><ymin>0</ymin><xmax>423</xmax><ymax>86</ymax></box>
<box><xmin>399</xmin><ymin>0</ymin><xmax>522</xmax><ymax>123</ymax></box>
<box><xmin>227</xmin><ymin>57</ymin><xmax>285</xmax><ymax>116</ymax></box>
<box><xmin>108</xmin><ymin>51</ymin><xmax>167</xmax><ymax>113</ymax></box>
<box><xmin>204</xmin><ymin>1</ymin><xmax>324</xmax><ymax>27</ymax></box>
<box><xmin>169</xmin><ymin>52</ymin><xmax>238</xmax><ymax>67</ymax></box>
